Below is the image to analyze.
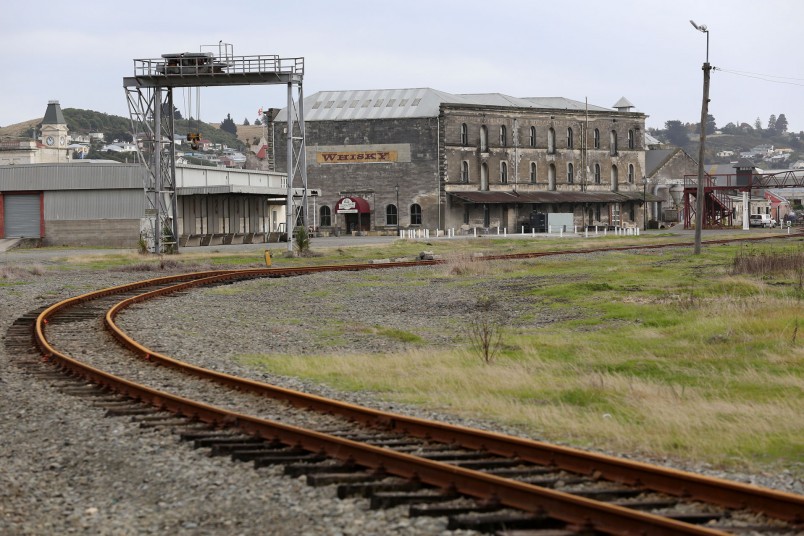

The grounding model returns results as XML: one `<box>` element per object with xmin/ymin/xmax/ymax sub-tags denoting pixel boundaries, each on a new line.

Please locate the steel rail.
<box><xmin>36</xmin><ymin>307</ymin><xmax>730</xmax><ymax>536</ymax></box>
<box><xmin>33</xmin><ymin>235</ymin><xmax>804</xmax><ymax>532</ymax></box>
<box><xmin>102</xmin><ymin>269</ymin><xmax>804</xmax><ymax>525</ymax></box>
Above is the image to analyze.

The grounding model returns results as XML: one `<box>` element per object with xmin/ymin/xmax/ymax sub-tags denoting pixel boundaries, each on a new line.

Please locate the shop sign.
<box><xmin>336</xmin><ymin>198</ymin><xmax>358</xmax><ymax>213</ymax></box>
<box><xmin>317</xmin><ymin>150</ymin><xmax>397</xmax><ymax>164</ymax></box>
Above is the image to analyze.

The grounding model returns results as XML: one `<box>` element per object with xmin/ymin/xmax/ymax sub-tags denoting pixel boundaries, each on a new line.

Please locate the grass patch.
<box><xmin>236</xmin><ymin>239</ymin><xmax>804</xmax><ymax>475</ymax></box>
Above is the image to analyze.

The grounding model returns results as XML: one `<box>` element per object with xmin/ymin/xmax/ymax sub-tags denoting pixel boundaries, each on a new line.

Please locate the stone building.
<box><xmin>0</xmin><ymin>101</ymin><xmax>72</xmax><ymax>165</ymax></box>
<box><xmin>273</xmin><ymin>88</ymin><xmax>655</xmax><ymax>235</ymax></box>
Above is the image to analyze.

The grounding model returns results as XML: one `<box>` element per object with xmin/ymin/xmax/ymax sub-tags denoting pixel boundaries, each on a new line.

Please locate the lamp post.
<box><xmin>395</xmin><ymin>183</ymin><xmax>400</xmax><ymax>235</ymax></box>
<box><xmin>691</xmin><ymin>19</ymin><xmax>712</xmax><ymax>254</ymax></box>
<box><xmin>642</xmin><ymin>176</ymin><xmax>648</xmax><ymax>230</ymax></box>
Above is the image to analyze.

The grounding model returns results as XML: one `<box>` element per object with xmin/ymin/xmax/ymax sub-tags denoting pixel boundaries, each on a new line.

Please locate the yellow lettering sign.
<box><xmin>317</xmin><ymin>151</ymin><xmax>397</xmax><ymax>164</ymax></box>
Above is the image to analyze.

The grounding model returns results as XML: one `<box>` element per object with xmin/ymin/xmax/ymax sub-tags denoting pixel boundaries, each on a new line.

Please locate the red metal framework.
<box><xmin>683</xmin><ymin>169</ymin><xmax>804</xmax><ymax>229</ymax></box>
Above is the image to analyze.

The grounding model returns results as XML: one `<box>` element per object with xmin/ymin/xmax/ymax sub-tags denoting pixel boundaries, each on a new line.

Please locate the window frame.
<box><xmin>385</xmin><ymin>204</ymin><xmax>398</xmax><ymax>226</ymax></box>
<box><xmin>410</xmin><ymin>203</ymin><xmax>422</xmax><ymax>225</ymax></box>
<box><xmin>460</xmin><ymin>123</ymin><xmax>468</xmax><ymax>146</ymax></box>
<box><xmin>567</xmin><ymin>127</ymin><xmax>574</xmax><ymax>149</ymax></box>
<box><xmin>500</xmin><ymin>161</ymin><xmax>508</xmax><ymax>184</ymax></box>
<box><xmin>567</xmin><ymin>162</ymin><xmax>574</xmax><ymax>184</ymax></box>
<box><xmin>319</xmin><ymin>205</ymin><xmax>332</xmax><ymax>227</ymax></box>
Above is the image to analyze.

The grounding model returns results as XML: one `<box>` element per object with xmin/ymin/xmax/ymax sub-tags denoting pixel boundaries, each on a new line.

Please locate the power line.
<box><xmin>714</xmin><ymin>67</ymin><xmax>804</xmax><ymax>87</ymax></box>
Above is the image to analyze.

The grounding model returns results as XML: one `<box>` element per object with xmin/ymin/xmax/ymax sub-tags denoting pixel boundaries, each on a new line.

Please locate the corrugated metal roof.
<box><xmin>276</xmin><ymin>88</ymin><xmax>618</xmax><ymax>122</ymax></box>
<box><xmin>522</xmin><ymin>97</ymin><xmax>612</xmax><ymax>112</ymax></box>
<box><xmin>455</xmin><ymin>93</ymin><xmax>538</xmax><ymax>108</ymax></box>
<box><xmin>0</xmin><ymin>162</ymin><xmax>145</xmax><ymax>190</ymax></box>
<box><xmin>283</xmin><ymin>88</ymin><xmax>469</xmax><ymax>122</ymax></box>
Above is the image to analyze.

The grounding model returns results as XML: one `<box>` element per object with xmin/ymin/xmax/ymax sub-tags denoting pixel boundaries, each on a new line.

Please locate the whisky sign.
<box><xmin>316</xmin><ymin>150</ymin><xmax>398</xmax><ymax>164</ymax></box>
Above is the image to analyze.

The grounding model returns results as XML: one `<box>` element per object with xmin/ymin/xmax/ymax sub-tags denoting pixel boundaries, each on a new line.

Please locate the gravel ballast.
<box><xmin>1</xmin><ymin>253</ymin><xmax>801</xmax><ymax>535</ymax></box>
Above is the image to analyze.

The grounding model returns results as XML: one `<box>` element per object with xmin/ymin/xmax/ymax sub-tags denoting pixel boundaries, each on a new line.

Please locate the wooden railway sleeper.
<box><xmin>370</xmin><ymin>488</ymin><xmax>459</xmax><ymax>510</ymax></box>
<box><xmin>448</xmin><ymin>510</ymin><xmax>574</xmax><ymax>534</ymax></box>
<box><xmin>337</xmin><ymin>478</ymin><xmax>422</xmax><ymax>499</ymax></box>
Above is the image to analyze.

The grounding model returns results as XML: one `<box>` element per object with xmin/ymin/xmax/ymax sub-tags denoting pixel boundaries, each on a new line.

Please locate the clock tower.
<box><xmin>40</xmin><ymin>100</ymin><xmax>69</xmax><ymax>149</ymax></box>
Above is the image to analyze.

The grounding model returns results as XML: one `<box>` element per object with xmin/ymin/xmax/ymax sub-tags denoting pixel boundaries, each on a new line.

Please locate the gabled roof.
<box><xmin>276</xmin><ymin>88</ymin><xmax>622</xmax><ymax>122</ymax></box>
<box><xmin>645</xmin><ymin>148</ymin><xmax>681</xmax><ymax>177</ymax></box>
<box><xmin>522</xmin><ymin>97</ymin><xmax>611</xmax><ymax>112</ymax></box>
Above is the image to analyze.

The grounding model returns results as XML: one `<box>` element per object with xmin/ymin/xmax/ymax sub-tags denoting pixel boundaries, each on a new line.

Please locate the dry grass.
<box><xmin>239</xmin><ymin>242</ymin><xmax>804</xmax><ymax>474</ymax></box>
<box><xmin>0</xmin><ymin>264</ymin><xmax>47</xmax><ymax>278</ymax></box>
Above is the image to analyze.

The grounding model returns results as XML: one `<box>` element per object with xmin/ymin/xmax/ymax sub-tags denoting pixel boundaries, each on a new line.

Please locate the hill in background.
<box><xmin>0</xmin><ymin>109</ymin><xmax>243</xmax><ymax>150</ymax></box>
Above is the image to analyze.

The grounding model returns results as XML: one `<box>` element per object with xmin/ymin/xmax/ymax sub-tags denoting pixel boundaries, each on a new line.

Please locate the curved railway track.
<box><xmin>12</xmin><ymin>237</ymin><xmax>804</xmax><ymax>535</ymax></box>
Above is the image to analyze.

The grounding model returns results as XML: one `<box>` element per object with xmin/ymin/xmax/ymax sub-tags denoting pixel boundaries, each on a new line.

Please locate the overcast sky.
<box><xmin>2</xmin><ymin>0</ymin><xmax>802</xmax><ymax>134</ymax></box>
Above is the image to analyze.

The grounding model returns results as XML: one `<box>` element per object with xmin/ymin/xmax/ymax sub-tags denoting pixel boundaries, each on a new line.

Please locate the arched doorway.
<box><xmin>334</xmin><ymin>196</ymin><xmax>371</xmax><ymax>233</ymax></box>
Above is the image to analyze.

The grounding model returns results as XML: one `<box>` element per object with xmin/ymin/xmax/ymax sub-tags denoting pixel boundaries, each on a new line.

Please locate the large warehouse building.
<box><xmin>273</xmin><ymin>88</ymin><xmax>656</xmax><ymax>235</ymax></box>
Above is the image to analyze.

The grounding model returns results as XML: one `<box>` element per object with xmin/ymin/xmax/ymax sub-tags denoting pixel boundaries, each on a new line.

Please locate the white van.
<box><xmin>749</xmin><ymin>214</ymin><xmax>777</xmax><ymax>228</ymax></box>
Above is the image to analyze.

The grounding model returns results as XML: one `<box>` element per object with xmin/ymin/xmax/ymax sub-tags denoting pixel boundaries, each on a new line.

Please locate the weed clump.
<box><xmin>732</xmin><ymin>246</ymin><xmax>804</xmax><ymax>276</ymax></box>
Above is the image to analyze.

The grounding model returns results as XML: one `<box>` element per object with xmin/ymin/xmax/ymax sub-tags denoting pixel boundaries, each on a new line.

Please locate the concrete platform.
<box><xmin>0</xmin><ymin>238</ymin><xmax>23</xmax><ymax>252</ymax></box>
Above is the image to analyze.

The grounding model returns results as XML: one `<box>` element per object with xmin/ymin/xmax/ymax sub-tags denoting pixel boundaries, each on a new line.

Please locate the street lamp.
<box><xmin>395</xmin><ymin>184</ymin><xmax>400</xmax><ymax>235</ymax></box>
<box><xmin>642</xmin><ymin>176</ymin><xmax>648</xmax><ymax>230</ymax></box>
<box><xmin>690</xmin><ymin>19</ymin><xmax>712</xmax><ymax>254</ymax></box>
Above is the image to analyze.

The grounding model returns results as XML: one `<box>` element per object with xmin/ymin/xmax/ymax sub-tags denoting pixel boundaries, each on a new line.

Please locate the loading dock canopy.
<box><xmin>335</xmin><ymin>196</ymin><xmax>371</xmax><ymax>213</ymax></box>
<box><xmin>449</xmin><ymin>190</ymin><xmax>661</xmax><ymax>204</ymax></box>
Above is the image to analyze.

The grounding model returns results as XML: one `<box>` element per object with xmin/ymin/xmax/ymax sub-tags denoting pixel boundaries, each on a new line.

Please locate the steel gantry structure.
<box><xmin>123</xmin><ymin>44</ymin><xmax>306</xmax><ymax>253</ymax></box>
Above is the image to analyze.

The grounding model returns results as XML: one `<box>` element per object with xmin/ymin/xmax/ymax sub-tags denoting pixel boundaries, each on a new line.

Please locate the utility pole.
<box><xmin>691</xmin><ymin>20</ymin><xmax>711</xmax><ymax>255</ymax></box>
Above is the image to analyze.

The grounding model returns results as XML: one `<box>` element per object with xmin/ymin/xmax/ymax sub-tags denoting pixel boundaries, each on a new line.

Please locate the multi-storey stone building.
<box><xmin>273</xmin><ymin>89</ymin><xmax>654</xmax><ymax>234</ymax></box>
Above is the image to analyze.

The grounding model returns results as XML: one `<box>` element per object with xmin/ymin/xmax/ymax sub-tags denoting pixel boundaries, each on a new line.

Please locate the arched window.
<box><xmin>628</xmin><ymin>129</ymin><xmax>635</xmax><ymax>149</ymax></box>
<box><xmin>480</xmin><ymin>125</ymin><xmax>488</xmax><ymax>152</ymax></box>
<box><xmin>567</xmin><ymin>127</ymin><xmax>574</xmax><ymax>149</ymax></box>
<box><xmin>480</xmin><ymin>162</ymin><xmax>489</xmax><ymax>191</ymax></box>
<box><xmin>548</xmin><ymin>164</ymin><xmax>556</xmax><ymax>191</ymax></box>
<box><xmin>410</xmin><ymin>203</ymin><xmax>422</xmax><ymax>225</ymax></box>
<box><xmin>386</xmin><ymin>204</ymin><xmax>397</xmax><ymax>226</ymax></box>
<box><xmin>530</xmin><ymin>162</ymin><xmax>537</xmax><ymax>183</ymax></box>
<box><xmin>529</xmin><ymin>126</ymin><xmax>536</xmax><ymax>147</ymax></box>
<box><xmin>500</xmin><ymin>161</ymin><xmax>508</xmax><ymax>184</ymax></box>
<box><xmin>460</xmin><ymin>123</ymin><xmax>468</xmax><ymax>146</ymax></box>
<box><xmin>611</xmin><ymin>165</ymin><xmax>619</xmax><ymax>192</ymax></box>
<box><xmin>567</xmin><ymin>163</ymin><xmax>574</xmax><ymax>184</ymax></box>
<box><xmin>593</xmin><ymin>128</ymin><xmax>600</xmax><ymax>149</ymax></box>
<box><xmin>628</xmin><ymin>164</ymin><xmax>635</xmax><ymax>183</ymax></box>
<box><xmin>594</xmin><ymin>163</ymin><xmax>601</xmax><ymax>184</ymax></box>
<box><xmin>500</xmin><ymin>125</ymin><xmax>507</xmax><ymax>147</ymax></box>
<box><xmin>319</xmin><ymin>205</ymin><xmax>332</xmax><ymax>227</ymax></box>
<box><xmin>461</xmin><ymin>161</ymin><xmax>469</xmax><ymax>183</ymax></box>
<box><xmin>610</xmin><ymin>130</ymin><xmax>618</xmax><ymax>156</ymax></box>
<box><xmin>547</xmin><ymin>127</ymin><xmax>556</xmax><ymax>154</ymax></box>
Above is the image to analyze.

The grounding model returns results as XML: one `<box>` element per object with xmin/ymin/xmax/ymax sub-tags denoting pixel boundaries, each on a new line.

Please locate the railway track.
<box><xmin>9</xmin><ymin>238</ymin><xmax>804</xmax><ymax>535</ymax></box>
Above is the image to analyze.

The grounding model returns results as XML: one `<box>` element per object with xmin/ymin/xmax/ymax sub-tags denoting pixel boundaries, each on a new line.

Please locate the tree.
<box><xmin>254</xmin><ymin>117</ymin><xmax>261</xmax><ymax>126</ymax></box>
<box><xmin>754</xmin><ymin>117</ymin><xmax>763</xmax><ymax>131</ymax></box>
<box><xmin>665</xmin><ymin>120</ymin><xmax>689</xmax><ymax>147</ymax></box>
<box><xmin>220</xmin><ymin>113</ymin><xmax>237</xmax><ymax>136</ymax></box>
<box><xmin>243</xmin><ymin>117</ymin><xmax>250</xmax><ymax>126</ymax></box>
<box><xmin>722</xmin><ymin>122</ymin><xmax>739</xmax><ymax>135</ymax></box>
<box><xmin>160</xmin><ymin>104</ymin><xmax>182</xmax><ymax>120</ymax></box>
<box><xmin>767</xmin><ymin>114</ymin><xmax>777</xmax><ymax>134</ymax></box>
<box><xmin>776</xmin><ymin>114</ymin><xmax>789</xmax><ymax>133</ymax></box>
<box><xmin>705</xmin><ymin>114</ymin><xmax>716</xmax><ymax>135</ymax></box>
